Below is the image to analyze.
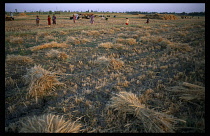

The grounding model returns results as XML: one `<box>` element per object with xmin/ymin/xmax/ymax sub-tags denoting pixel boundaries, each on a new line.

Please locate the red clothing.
<box><xmin>48</xmin><ymin>17</ymin><xmax>51</xmax><ymax>25</ymax></box>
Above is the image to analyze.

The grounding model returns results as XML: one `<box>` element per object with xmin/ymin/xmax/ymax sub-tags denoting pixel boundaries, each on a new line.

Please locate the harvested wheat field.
<box><xmin>5</xmin><ymin>12</ymin><xmax>205</xmax><ymax>133</ymax></box>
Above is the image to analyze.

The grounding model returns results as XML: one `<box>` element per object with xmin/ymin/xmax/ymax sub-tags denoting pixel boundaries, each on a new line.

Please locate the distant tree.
<box><xmin>49</xmin><ymin>10</ymin><xmax>52</xmax><ymax>14</ymax></box>
<box><xmin>15</xmin><ymin>9</ymin><xmax>17</xmax><ymax>13</ymax></box>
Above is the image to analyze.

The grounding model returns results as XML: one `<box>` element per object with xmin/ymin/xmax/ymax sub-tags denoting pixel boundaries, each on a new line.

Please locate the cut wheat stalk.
<box><xmin>108</xmin><ymin>91</ymin><xmax>184</xmax><ymax>133</ymax></box>
<box><xmin>23</xmin><ymin>65</ymin><xmax>65</xmax><ymax>103</ymax></box>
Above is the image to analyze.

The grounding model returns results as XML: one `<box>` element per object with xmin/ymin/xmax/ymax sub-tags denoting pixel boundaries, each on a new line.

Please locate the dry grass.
<box><xmin>9</xmin><ymin>36</ymin><xmax>24</xmax><ymax>44</ymax></box>
<box><xmin>108</xmin><ymin>91</ymin><xmax>184</xmax><ymax>133</ymax></box>
<box><xmin>46</xmin><ymin>49</ymin><xmax>69</xmax><ymax>60</ymax></box>
<box><xmin>23</xmin><ymin>65</ymin><xmax>65</xmax><ymax>103</ymax></box>
<box><xmin>167</xmin><ymin>82</ymin><xmax>205</xmax><ymax>101</ymax></box>
<box><xmin>116</xmin><ymin>38</ymin><xmax>137</xmax><ymax>45</ymax></box>
<box><xmin>18</xmin><ymin>13</ymin><xmax>27</xmax><ymax>16</ymax></box>
<box><xmin>94</xmin><ymin>56</ymin><xmax>124</xmax><ymax>70</ymax></box>
<box><xmin>6</xmin><ymin>54</ymin><xmax>33</xmax><ymax>65</ymax></box>
<box><xmin>17</xmin><ymin>113</ymin><xmax>82</xmax><ymax>133</ymax></box>
<box><xmin>98</xmin><ymin>42</ymin><xmax>113</xmax><ymax>49</ymax></box>
<box><xmin>66</xmin><ymin>36</ymin><xmax>80</xmax><ymax>45</ymax></box>
<box><xmin>30</xmin><ymin>42</ymin><xmax>69</xmax><ymax>51</ymax></box>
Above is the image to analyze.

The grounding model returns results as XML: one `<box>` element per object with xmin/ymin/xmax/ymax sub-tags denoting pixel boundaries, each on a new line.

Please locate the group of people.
<box><xmin>36</xmin><ymin>14</ymin><xmax>57</xmax><ymax>27</ymax></box>
<box><xmin>36</xmin><ymin>14</ymin><xmax>149</xmax><ymax>27</ymax></box>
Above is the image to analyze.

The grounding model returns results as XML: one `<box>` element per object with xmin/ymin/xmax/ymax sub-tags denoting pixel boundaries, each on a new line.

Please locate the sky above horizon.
<box><xmin>5</xmin><ymin>3</ymin><xmax>205</xmax><ymax>13</ymax></box>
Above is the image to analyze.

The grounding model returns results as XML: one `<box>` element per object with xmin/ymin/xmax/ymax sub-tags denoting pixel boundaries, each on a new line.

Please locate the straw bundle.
<box><xmin>6</xmin><ymin>55</ymin><xmax>33</xmax><ymax>65</ymax></box>
<box><xmin>167</xmin><ymin>82</ymin><xmax>205</xmax><ymax>101</ymax></box>
<box><xmin>46</xmin><ymin>49</ymin><xmax>69</xmax><ymax>60</ymax></box>
<box><xmin>108</xmin><ymin>91</ymin><xmax>181</xmax><ymax>133</ymax></box>
<box><xmin>30</xmin><ymin>42</ymin><xmax>69</xmax><ymax>51</ymax></box>
<box><xmin>94</xmin><ymin>56</ymin><xmax>124</xmax><ymax>70</ymax></box>
<box><xmin>23</xmin><ymin>65</ymin><xmax>65</xmax><ymax>103</ymax></box>
<box><xmin>142</xmin><ymin>13</ymin><xmax>178</xmax><ymax>20</ymax></box>
<box><xmin>18</xmin><ymin>114</ymin><xmax>82</xmax><ymax>133</ymax></box>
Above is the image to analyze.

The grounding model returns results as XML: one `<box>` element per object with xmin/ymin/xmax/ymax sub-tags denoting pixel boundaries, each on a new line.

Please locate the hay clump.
<box><xmin>6</xmin><ymin>54</ymin><xmax>33</xmax><ymax>65</ymax></box>
<box><xmin>107</xmin><ymin>91</ymin><xmax>183</xmax><ymax>133</ymax></box>
<box><xmin>23</xmin><ymin>65</ymin><xmax>65</xmax><ymax>103</ymax></box>
<box><xmin>9</xmin><ymin>113</ymin><xmax>82</xmax><ymax>133</ymax></box>
<box><xmin>142</xmin><ymin>13</ymin><xmax>178</xmax><ymax>20</ymax></box>
<box><xmin>30</xmin><ymin>42</ymin><xmax>69</xmax><ymax>51</ymax></box>
<box><xmin>98</xmin><ymin>42</ymin><xmax>113</xmax><ymax>49</ymax></box>
<box><xmin>94</xmin><ymin>56</ymin><xmax>124</xmax><ymax>70</ymax></box>
<box><xmin>46</xmin><ymin>49</ymin><xmax>69</xmax><ymax>60</ymax></box>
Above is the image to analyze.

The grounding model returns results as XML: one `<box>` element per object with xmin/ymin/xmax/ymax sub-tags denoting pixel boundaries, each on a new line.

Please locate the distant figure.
<box><xmin>146</xmin><ymin>18</ymin><xmax>150</xmax><ymax>24</ymax></box>
<box><xmin>10</xmin><ymin>12</ymin><xmax>13</xmax><ymax>17</ymax></box>
<box><xmin>105</xmin><ymin>17</ymin><xmax>108</xmax><ymax>21</ymax></box>
<box><xmin>52</xmin><ymin>14</ymin><xmax>56</xmax><ymax>25</ymax></box>
<box><xmin>73</xmin><ymin>14</ymin><xmax>76</xmax><ymax>23</ymax></box>
<box><xmin>114</xmin><ymin>15</ymin><xmax>116</xmax><ymax>18</ymax></box>
<box><xmin>125</xmin><ymin>18</ymin><xmax>129</xmax><ymax>25</ymax></box>
<box><xmin>48</xmin><ymin>15</ymin><xmax>51</xmax><ymax>27</ymax></box>
<box><xmin>36</xmin><ymin>16</ymin><xmax>40</xmax><ymax>26</ymax></box>
<box><xmin>76</xmin><ymin>14</ymin><xmax>79</xmax><ymax>20</ymax></box>
<box><xmin>90</xmin><ymin>14</ymin><xmax>94</xmax><ymax>24</ymax></box>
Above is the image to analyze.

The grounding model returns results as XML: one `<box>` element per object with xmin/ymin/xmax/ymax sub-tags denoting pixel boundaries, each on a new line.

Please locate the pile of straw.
<box><xmin>6</xmin><ymin>55</ymin><xmax>33</xmax><ymax>65</ymax></box>
<box><xmin>142</xmin><ymin>13</ymin><xmax>178</xmax><ymax>20</ymax></box>
<box><xmin>94</xmin><ymin>56</ymin><xmax>124</xmax><ymax>70</ymax></box>
<box><xmin>9</xmin><ymin>114</ymin><xmax>82</xmax><ymax>133</ymax></box>
<box><xmin>108</xmin><ymin>91</ymin><xmax>184</xmax><ymax>133</ymax></box>
<box><xmin>46</xmin><ymin>49</ymin><xmax>69</xmax><ymax>60</ymax></box>
<box><xmin>23</xmin><ymin>65</ymin><xmax>65</xmax><ymax>103</ymax></box>
<box><xmin>30</xmin><ymin>42</ymin><xmax>69</xmax><ymax>51</ymax></box>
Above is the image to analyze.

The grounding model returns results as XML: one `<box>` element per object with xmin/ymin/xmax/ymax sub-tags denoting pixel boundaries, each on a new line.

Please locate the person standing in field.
<box><xmin>146</xmin><ymin>18</ymin><xmax>150</xmax><ymax>24</ymax></box>
<box><xmin>36</xmin><ymin>16</ymin><xmax>40</xmax><ymax>26</ymax></box>
<box><xmin>90</xmin><ymin>14</ymin><xmax>94</xmax><ymax>24</ymax></box>
<box><xmin>48</xmin><ymin>15</ymin><xmax>51</xmax><ymax>27</ymax></box>
<box><xmin>73</xmin><ymin>14</ymin><xmax>76</xmax><ymax>23</ymax></box>
<box><xmin>52</xmin><ymin>14</ymin><xmax>56</xmax><ymax>25</ymax></box>
<box><xmin>125</xmin><ymin>18</ymin><xmax>129</xmax><ymax>25</ymax></box>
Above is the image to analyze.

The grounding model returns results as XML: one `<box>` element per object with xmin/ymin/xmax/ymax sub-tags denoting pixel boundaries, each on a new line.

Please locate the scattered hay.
<box><xmin>80</xmin><ymin>38</ymin><xmax>91</xmax><ymax>44</ymax></box>
<box><xmin>46</xmin><ymin>49</ymin><xmax>69</xmax><ymax>60</ymax></box>
<box><xmin>30</xmin><ymin>42</ymin><xmax>69</xmax><ymax>51</ymax></box>
<box><xmin>109</xmin><ymin>59</ymin><xmax>124</xmax><ymax>70</ymax></box>
<box><xmin>9</xmin><ymin>36</ymin><xmax>23</xmax><ymax>44</ymax></box>
<box><xmin>107</xmin><ymin>91</ymin><xmax>184</xmax><ymax>133</ymax></box>
<box><xmin>116</xmin><ymin>38</ymin><xmax>137</xmax><ymax>45</ymax></box>
<box><xmin>9</xmin><ymin>113</ymin><xmax>82</xmax><ymax>133</ymax></box>
<box><xmin>167</xmin><ymin>82</ymin><xmax>205</xmax><ymax>101</ymax></box>
<box><xmin>98</xmin><ymin>42</ymin><xmax>125</xmax><ymax>49</ymax></box>
<box><xmin>44</xmin><ymin>35</ymin><xmax>56</xmax><ymax>41</ymax></box>
<box><xmin>66</xmin><ymin>36</ymin><xmax>80</xmax><ymax>45</ymax></box>
<box><xmin>98</xmin><ymin>42</ymin><xmax>113</xmax><ymax>49</ymax></box>
<box><xmin>6</xmin><ymin>54</ymin><xmax>33</xmax><ymax>65</ymax></box>
<box><xmin>23</xmin><ymin>65</ymin><xmax>65</xmax><ymax>103</ymax></box>
<box><xmin>167</xmin><ymin>43</ymin><xmax>192</xmax><ymax>52</ymax></box>
<box><xmin>94</xmin><ymin>56</ymin><xmax>124</xmax><ymax>70</ymax></box>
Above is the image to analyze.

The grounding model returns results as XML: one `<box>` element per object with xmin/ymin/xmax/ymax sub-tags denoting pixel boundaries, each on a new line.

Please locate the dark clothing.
<box><xmin>36</xmin><ymin>17</ymin><xmax>40</xmax><ymax>26</ymax></box>
<box><xmin>52</xmin><ymin>16</ymin><xmax>56</xmax><ymax>24</ymax></box>
<box><xmin>48</xmin><ymin>17</ymin><xmax>51</xmax><ymax>25</ymax></box>
<box><xmin>146</xmin><ymin>19</ymin><xmax>149</xmax><ymax>24</ymax></box>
